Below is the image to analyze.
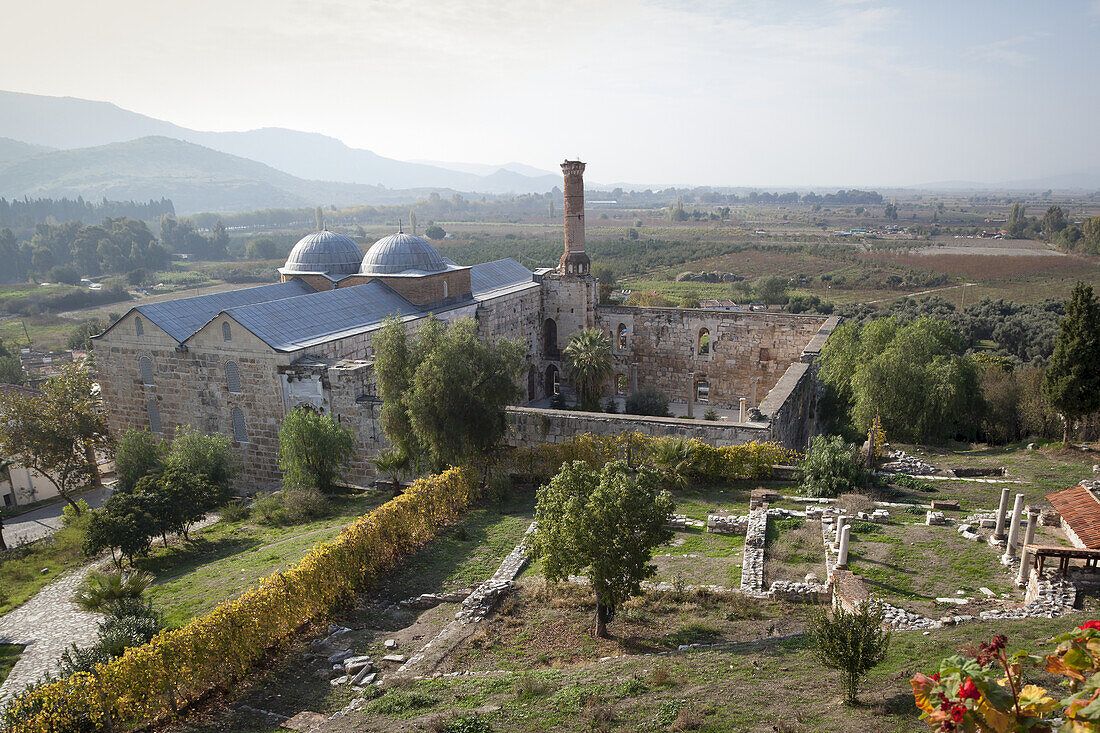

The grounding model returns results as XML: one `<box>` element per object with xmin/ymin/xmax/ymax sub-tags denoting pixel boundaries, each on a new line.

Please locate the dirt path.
<box><xmin>862</xmin><ymin>281</ymin><xmax>976</xmax><ymax>305</ymax></box>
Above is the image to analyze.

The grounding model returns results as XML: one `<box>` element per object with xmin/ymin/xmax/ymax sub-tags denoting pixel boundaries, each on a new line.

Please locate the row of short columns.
<box><xmin>834</xmin><ymin>515</ymin><xmax>852</xmax><ymax>569</ymax></box>
<box><xmin>992</xmin><ymin>487</ymin><xmax>1040</xmax><ymax>584</ymax></box>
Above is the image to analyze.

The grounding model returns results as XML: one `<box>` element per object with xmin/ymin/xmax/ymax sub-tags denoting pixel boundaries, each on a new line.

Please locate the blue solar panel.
<box><xmin>134</xmin><ymin>281</ymin><xmax>316</xmax><ymax>343</ymax></box>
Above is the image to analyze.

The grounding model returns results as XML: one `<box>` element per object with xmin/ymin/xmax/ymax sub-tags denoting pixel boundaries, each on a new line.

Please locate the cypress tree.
<box><xmin>1043</xmin><ymin>283</ymin><xmax>1100</xmax><ymax>443</ymax></box>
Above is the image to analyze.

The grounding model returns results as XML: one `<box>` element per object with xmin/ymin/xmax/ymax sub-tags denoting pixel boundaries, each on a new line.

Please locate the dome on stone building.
<box><xmin>359</xmin><ymin>232</ymin><xmax>448</xmax><ymax>275</ymax></box>
<box><xmin>282</xmin><ymin>231</ymin><xmax>363</xmax><ymax>276</ymax></box>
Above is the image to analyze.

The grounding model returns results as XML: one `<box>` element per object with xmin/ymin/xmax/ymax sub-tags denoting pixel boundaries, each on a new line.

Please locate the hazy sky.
<box><xmin>3</xmin><ymin>0</ymin><xmax>1098</xmax><ymax>186</ymax></box>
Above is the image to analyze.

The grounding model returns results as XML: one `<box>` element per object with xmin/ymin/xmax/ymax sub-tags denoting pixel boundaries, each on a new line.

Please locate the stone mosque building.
<box><xmin>93</xmin><ymin>162</ymin><xmax>836</xmax><ymax>487</ymax></box>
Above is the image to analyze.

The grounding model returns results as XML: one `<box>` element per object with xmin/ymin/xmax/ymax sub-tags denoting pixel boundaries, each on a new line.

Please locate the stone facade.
<box><xmin>94</xmin><ymin>160</ymin><xmax>836</xmax><ymax>490</ymax></box>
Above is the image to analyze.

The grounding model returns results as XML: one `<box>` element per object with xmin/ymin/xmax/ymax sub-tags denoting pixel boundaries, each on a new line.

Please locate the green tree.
<box><xmin>277</xmin><ymin>407</ymin><xmax>356</xmax><ymax>493</ymax></box>
<box><xmin>114</xmin><ymin>429</ymin><xmax>165</xmax><ymax>492</ymax></box>
<box><xmin>0</xmin><ymin>362</ymin><xmax>109</xmax><ymax>514</ymax></box>
<box><xmin>799</xmin><ymin>434</ymin><xmax>869</xmax><ymax>498</ymax></box>
<box><xmin>531</xmin><ymin>460</ymin><xmax>673</xmax><ymax>637</ymax></box>
<box><xmin>67</xmin><ymin>320</ymin><xmax>106</xmax><ymax>351</ymax></box>
<box><xmin>404</xmin><ymin>318</ymin><xmax>525</xmax><ymax>469</ymax></box>
<box><xmin>244</xmin><ymin>237</ymin><xmax>279</xmax><ymax>260</ymax></box>
<box><xmin>1041</xmin><ymin>205</ymin><xmax>1066</xmax><ymax>240</ymax></box>
<box><xmin>753</xmin><ymin>275</ymin><xmax>789</xmax><ymax>305</ymax></box>
<box><xmin>1084</xmin><ymin>217</ymin><xmax>1100</xmax><ymax>254</ymax></box>
<box><xmin>884</xmin><ymin>203</ymin><xmax>898</xmax><ymax>220</ymax></box>
<box><xmin>563</xmin><ymin>328</ymin><xmax>613</xmax><ymax>411</ymax></box>
<box><xmin>424</xmin><ymin>225</ymin><xmax>446</xmax><ymax>240</ymax></box>
<box><xmin>0</xmin><ymin>356</ymin><xmax>22</xmax><ymax>385</ymax></box>
<box><xmin>819</xmin><ymin>318</ymin><xmax>983</xmax><ymax>442</ymax></box>
<box><xmin>810</xmin><ymin>601</ymin><xmax>891</xmax><ymax>704</ymax></box>
<box><xmin>164</xmin><ymin>425</ymin><xmax>236</xmax><ymax>499</ymax></box>
<box><xmin>1006</xmin><ymin>202</ymin><xmax>1026</xmax><ymax>238</ymax></box>
<box><xmin>1043</xmin><ymin>283</ymin><xmax>1100</xmax><ymax>443</ymax></box>
<box><xmin>373</xmin><ymin>316</ymin><xmax>420</xmax><ymax>460</ymax></box>
<box><xmin>624</xmin><ymin>386</ymin><xmax>671</xmax><ymax>417</ymax></box>
<box><xmin>84</xmin><ymin>493</ymin><xmax>157</xmax><ymax>566</ymax></box>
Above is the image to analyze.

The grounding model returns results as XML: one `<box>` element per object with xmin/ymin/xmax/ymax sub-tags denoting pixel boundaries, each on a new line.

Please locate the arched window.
<box><xmin>617</xmin><ymin>324</ymin><xmax>627</xmax><ymax>350</ymax></box>
<box><xmin>698</xmin><ymin>327</ymin><xmax>711</xmax><ymax>356</ymax></box>
<box><xmin>222</xmin><ymin>322</ymin><xmax>232</xmax><ymax>342</ymax></box>
<box><xmin>139</xmin><ymin>356</ymin><xmax>154</xmax><ymax>386</ymax></box>
<box><xmin>543</xmin><ymin>318</ymin><xmax>558</xmax><ymax>357</ymax></box>
<box><xmin>231</xmin><ymin>407</ymin><xmax>248</xmax><ymax>443</ymax></box>
<box><xmin>134</xmin><ymin>316</ymin><xmax>144</xmax><ymax>337</ymax></box>
<box><xmin>225</xmin><ymin>361</ymin><xmax>241</xmax><ymax>393</ymax></box>
<box><xmin>147</xmin><ymin>401</ymin><xmax>161</xmax><ymax>434</ymax></box>
<box><xmin>442</xmin><ymin>280</ymin><xmax>448</xmax><ymax>299</ymax></box>
<box><xmin>616</xmin><ymin>374</ymin><xmax>628</xmax><ymax>395</ymax></box>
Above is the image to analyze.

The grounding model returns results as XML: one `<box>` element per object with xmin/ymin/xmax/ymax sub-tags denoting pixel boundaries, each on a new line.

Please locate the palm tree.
<box><xmin>372</xmin><ymin>448</ymin><xmax>411</xmax><ymax>496</ymax></box>
<box><xmin>563</xmin><ymin>328</ymin><xmax>613</xmax><ymax>411</ymax></box>
<box><xmin>72</xmin><ymin>570</ymin><xmax>154</xmax><ymax>613</ymax></box>
<box><xmin>652</xmin><ymin>438</ymin><xmax>695</xmax><ymax>491</ymax></box>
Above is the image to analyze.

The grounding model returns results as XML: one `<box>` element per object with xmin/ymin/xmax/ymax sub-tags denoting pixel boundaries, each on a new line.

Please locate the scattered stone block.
<box><xmin>351</xmin><ymin>667</ymin><xmax>376</xmax><ymax>686</ymax></box>
<box><xmin>925</xmin><ymin>511</ymin><xmax>947</xmax><ymax>526</ymax></box>
<box><xmin>384</xmin><ymin>639</ymin><xmax>398</xmax><ymax>649</ymax></box>
<box><xmin>931</xmin><ymin>499</ymin><xmax>960</xmax><ymax>511</ymax></box>
<box><xmin>282</xmin><ymin>712</ymin><xmax>328</xmax><ymax>731</ymax></box>
<box><xmin>343</xmin><ymin>656</ymin><xmax>372</xmax><ymax>675</ymax></box>
<box><xmin>327</xmin><ymin>649</ymin><xmax>354</xmax><ymax>665</ymax></box>
<box><xmin>329</xmin><ymin>675</ymin><xmax>349</xmax><ymax>686</ymax></box>
<box><xmin>1040</xmin><ymin>510</ymin><xmax>1061</xmax><ymax>527</ymax></box>
<box><xmin>381</xmin><ymin>654</ymin><xmax>407</xmax><ymax>664</ymax></box>
<box><xmin>979</xmin><ymin>587</ymin><xmax>995</xmax><ymax>597</ymax></box>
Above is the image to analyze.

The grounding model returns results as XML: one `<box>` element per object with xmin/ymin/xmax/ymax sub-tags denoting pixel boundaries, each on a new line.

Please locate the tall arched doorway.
<box><xmin>543</xmin><ymin>318</ymin><xmax>558</xmax><ymax>357</ymax></box>
<box><xmin>544</xmin><ymin>364</ymin><xmax>560</xmax><ymax>397</ymax></box>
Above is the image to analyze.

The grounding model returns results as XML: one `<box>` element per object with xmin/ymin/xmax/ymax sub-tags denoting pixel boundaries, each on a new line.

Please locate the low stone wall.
<box><xmin>740</xmin><ymin>508</ymin><xmax>768</xmax><ymax>594</ymax></box>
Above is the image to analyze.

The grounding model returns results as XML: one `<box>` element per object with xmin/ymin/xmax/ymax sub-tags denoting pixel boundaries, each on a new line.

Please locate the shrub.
<box><xmin>60</xmin><ymin>498</ymin><xmax>91</xmax><ymax>527</ymax></box>
<box><xmin>703</xmin><ymin>408</ymin><xmax>719</xmax><ymax>421</ymax></box>
<box><xmin>277</xmin><ymin>408</ymin><xmax>355</xmax><ymax>493</ymax></box>
<box><xmin>625</xmin><ymin>386</ymin><xmax>671</xmax><ymax>417</ymax></box>
<box><xmin>71</xmin><ymin>571</ymin><xmax>153</xmax><ymax>613</ymax></box>
<box><xmin>443</xmin><ymin>714</ymin><xmax>493</xmax><ymax>733</ymax></box>
<box><xmin>218</xmin><ymin>500</ymin><xmax>250</xmax><ymax>523</ymax></box>
<box><xmin>3</xmin><ymin>467</ymin><xmax>478</xmax><ymax>730</ymax></box>
<box><xmin>810</xmin><ymin>601</ymin><xmax>890</xmax><ymax>704</ymax></box>
<box><xmin>250</xmin><ymin>494</ymin><xmax>284</xmax><ymax>525</ymax></box>
<box><xmin>279</xmin><ymin>487</ymin><xmax>329</xmax><ymax>523</ymax></box>
<box><xmin>799</xmin><ymin>434</ymin><xmax>870</xmax><ymax>498</ymax></box>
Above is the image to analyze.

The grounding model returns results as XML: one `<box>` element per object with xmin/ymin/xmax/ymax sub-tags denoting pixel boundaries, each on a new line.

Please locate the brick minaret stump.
<box><xmin>559</xmin><ymin>160</ymin><xmax>591</xmax><ymax>277</ymax></box>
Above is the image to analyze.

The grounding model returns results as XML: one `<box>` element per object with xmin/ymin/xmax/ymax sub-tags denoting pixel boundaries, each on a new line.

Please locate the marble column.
<box><xmin>1003</xmin><ymin>493</ymin><xmax>1024</xmax><ymax>561</ymax></box>
<box><xmin>687</xmin><ymin>372</ymin><xmax>695</xmax><ymax>419</ymax></box>
<box><xmin>835</xmin><ymin>515</ymin><xmax>848</xmax><ymax>546</ymax></box>
<box><xmin>630</xmin><ymin>363</ymin><xmax>638</xmax><ymax>394</ymax></box>
<box><xmin>993</xmin><ymin>487</ymin><xmax>1011</xmax><ymax>541</ymax></box>
<box><xmin>739</xmin><ymin>397</ymin><xmax>747</xmax><ymax>423</ymax></box>
<box><xmin>1017</xmin><ymin>546</ymin><xmax>1032</xmax><ymax>586</ymax></box>
<box><xmin>837</xmin><ymin>525</ymin><xmax>851</xmax><ymax>569</ymax></box>
<box><xmin>1024</xmin><ymin>508</ymin><xmax>1038</xmax><ymax>548</ymax></box>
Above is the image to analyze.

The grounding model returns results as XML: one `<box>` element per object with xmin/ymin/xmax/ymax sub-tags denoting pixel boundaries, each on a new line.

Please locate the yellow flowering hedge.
<box><xmin>508</xmin><ymin>432</ymin><xmax>799</xmax><ymax>484</ymax></box>
<box><xmin>2</xmin><ymin>467</ymin><xmax>478</xmax><ymax>732</ymax></box>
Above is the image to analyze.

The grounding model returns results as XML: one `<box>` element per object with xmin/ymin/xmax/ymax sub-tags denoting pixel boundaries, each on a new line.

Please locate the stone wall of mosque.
<box><xmin>594</xmin><ymin>307</ymin><xmax>834</xmax><ymax>411</ymax></box>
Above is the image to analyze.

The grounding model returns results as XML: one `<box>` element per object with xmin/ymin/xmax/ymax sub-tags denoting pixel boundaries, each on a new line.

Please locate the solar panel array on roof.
<box><xmin>134</xmin><ymin>280</ymin><xmax>316</xmax><ymax>343</ymax></box>
<box><xmin>469</xmin><ymin>259</ymin><xmax>535</xmax><ymax>296</ymax></box>
<box><xmin>222</xmin><ymin>280</ymin><xmax>423</xmax><ymax>352</ymax></box>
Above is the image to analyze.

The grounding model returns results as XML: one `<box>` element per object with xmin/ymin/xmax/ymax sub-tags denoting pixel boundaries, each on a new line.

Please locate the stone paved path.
<box><xmin>0</xmin><ymin>564</ymin><xmax>102</xmax><ymax>700</ymax></box>
<box><xmin>2</xmin><ymin>488</ymin><xmax>111</xmax><ymax>547</ymax></box>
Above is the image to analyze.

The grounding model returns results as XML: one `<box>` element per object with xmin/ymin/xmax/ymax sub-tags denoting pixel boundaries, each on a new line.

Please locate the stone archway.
<box><xmin>543</xmin><ymin>318</ymin><xmax>558</xmax><ymax>357</ymax></box>
<box><xmin>544</xmin><ymin>364</ymin><xmax>560</xmax><ymax>397</ymax></box>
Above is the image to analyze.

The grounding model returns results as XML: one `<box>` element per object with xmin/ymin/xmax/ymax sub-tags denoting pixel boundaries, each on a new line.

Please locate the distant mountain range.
<box><xmin>0</xmin><ymin>90</ymin><xmax>1096</xmax><ymax>216</ymax></box>
<box><xmin>0</xmin><ymin>90</ymin><xmax>561</xmax><ymax>212</ymax></box>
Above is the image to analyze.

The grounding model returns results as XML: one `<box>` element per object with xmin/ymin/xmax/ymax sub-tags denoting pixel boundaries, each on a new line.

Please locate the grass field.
<box><xmin>0</xmin><ymin>644</ymin><xmax>22</xmax><ymax>688</ymax></box>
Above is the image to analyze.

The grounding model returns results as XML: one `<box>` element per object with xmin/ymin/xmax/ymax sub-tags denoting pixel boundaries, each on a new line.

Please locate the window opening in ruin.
<box><xmin>222</xmin><ymin>322</ymin><xmax>232</xmax><ymax>341</ymax></box>
<box><xmin>135</xmin><ymin>316</ymin><xmax>144</xmax><ymax>337</ymax></box>
<box><xmin>698</xmin><ymin>328</ymin><xmax>711</xmax><ymax>355</ymax></box>
<box><xmin>147</xmin><ymin>401</ymin><xmax>161</xmax><ymax>434</ymax></box>
<box><xmin>696</xmin><ymin>375</ymin><xmax>710</xmax><ymax>403</ymax></box>
<box><xmin>616</xmin><ymin>374</ymin><xmax>627</xmax><ymax>395</ymax></box>
<box><xmin>617</xmin><ymin>324</ymin><xmax>627</xmax><ymax>350</ymax></box>
<box><xmin>543</xmin><ymin>318</ymin><xmax>558</xmax><ymax>357</ymax></box>
<box><xmin>443</xmin><ymin>280</ymin><xmax>448</xmax><ymax>299</ymax></box>
<box><xmin>231</xmin><ymin>407</ymin><xmax>248</xmax><ymax>443</ymax></box>
<box><xmin>139</xmin><ymin>356</ymin><xmax>154</xmax><ymax>386</ymax></box>
<box><xmin>225</xmin><ymin>361</ymin><xmax>241</xmax><ymax>393</ymax></box>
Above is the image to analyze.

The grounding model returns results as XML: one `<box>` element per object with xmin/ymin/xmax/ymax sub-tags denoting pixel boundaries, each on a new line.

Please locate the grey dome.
<box><xmin>283</xmin><ymin>231</ymin><xmax>363</xmax><ymax>276</ymax></box>
<box><xmin>360</xmin><ymin>232</ymin><xmax>447</xmax><ymax>275</ymax></box>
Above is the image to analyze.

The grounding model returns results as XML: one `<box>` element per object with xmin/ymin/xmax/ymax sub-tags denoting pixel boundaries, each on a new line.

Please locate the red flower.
<box><xmin>952</xmin><ymin>705</ymin><xmax>967</xmax><ymax>723</ymax></box>
<box><xmin>958</xmin><ymin>679</ymin><xmax>980</xmax><ymax>701</ymax></box>
<box><xmin>1078</xmin><ymin>620</ymin><xmax>1100</xmax><ymax>632</ymax></box>
<box><xmin>932</xmin><ymin>674</ymin><xmax>941</xmax><ymax>682</ymax></box>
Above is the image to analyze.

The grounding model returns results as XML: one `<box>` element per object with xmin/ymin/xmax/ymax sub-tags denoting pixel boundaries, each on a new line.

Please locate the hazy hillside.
<box><xmin>0</xmin><ymin>136</ymin><xmax>404</xmax><ymax>213</ymax></box>
<box><xmin>0</xmin><ymin>90</ymin><xmax>557</xmax><ymax>194</ymax></box>
<box><xmin>0</xmin><ymin>136</ymin><xmax>54</xmax><ymax>163</ymax></box>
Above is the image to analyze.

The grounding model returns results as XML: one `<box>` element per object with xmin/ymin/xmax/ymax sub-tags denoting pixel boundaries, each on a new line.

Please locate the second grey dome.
<box><xmin>360</xmin><ymin>232</ymin><xmax>447</xmax><ymax>275</ymax></box>
<box><xmin>283</xmin><ymin>231</ymin><xmax>363</xmax><ymax>276</ymax></box>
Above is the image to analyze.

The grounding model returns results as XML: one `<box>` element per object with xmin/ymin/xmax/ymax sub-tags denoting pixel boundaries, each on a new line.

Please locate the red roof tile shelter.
<box><xmin>1046</xmin><ymin>485</ymin><xmax>1100</xmax><ymax>550</ymax></box>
